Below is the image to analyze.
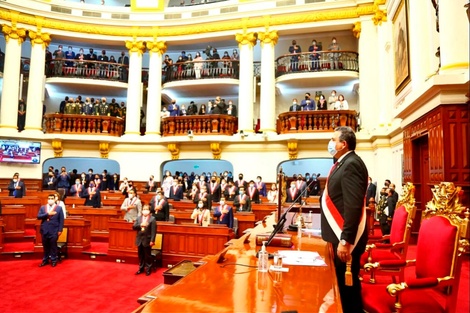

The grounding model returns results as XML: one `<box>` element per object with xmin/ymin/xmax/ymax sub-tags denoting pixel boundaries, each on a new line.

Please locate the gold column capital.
<box><xmin>146</xmin><ymin>40</ymin><xmax>167</xmax><ymax>55</ymax></box>
<box><xmin>210</xmin><ymin>142</ymin><xmax>222</xmax><ymax>160</ymax></box>
<box><xmin>372</xmin><ymin>8</ymin><xmax>387</xmax><ymax>25</ymax></box>
<box><xmin>235</xmin><ymin>31</ymin><xmax>258</xmax><ymax>47</ymax></box>
<box><xmin>352</xmin><ymin>22</ymin><xmax>361</xmax><ymax>39</ymax></box>
<box><xmin>287</xmin><ymin>139</ymin><xmax>298</xmax><ymax>160</ymax></box>
<box><xmin>99</xmin><ymin>142</ymin><xmax>110</xmax><ymax>159</ymax></box>
<box><xmin>51</xmin><ymin>139</ymin><xmax>63</xmax><ymax>157</ymax></box>
<box><xmin>2</xmin><ymin>24</ymin><xmax>27</xmax><ymax>44</ymax></box>
<box><xmin>28</xmin><ymin>30</ymin><xmax>51</xmax><ymax>48</ymax></box>
<box><xmin>125</xmin><ymin>39</ymin><xmax>147</xmax><ymax>55</ymax></box>
<box><xmin>167</xmin><ymin>143</ymin><xmax>180</xmax><ymax>160</ymax></box>
<box><xmin>258</xmin><ymin>30</ymin><xmax>279</xmax><ymax>47</ymax></box>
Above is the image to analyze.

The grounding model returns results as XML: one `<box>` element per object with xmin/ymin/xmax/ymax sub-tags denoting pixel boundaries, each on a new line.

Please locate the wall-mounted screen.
<box><xmin>0</xmin><ymin>140</ymin><xmax>41</xmax><ymax>164</ymax></box>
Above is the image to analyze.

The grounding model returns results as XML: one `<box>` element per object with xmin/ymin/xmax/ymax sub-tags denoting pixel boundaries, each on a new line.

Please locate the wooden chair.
<box><xmin>151</xmin><ymin>233</ymin><xmax>163</xmax><ymax>270</ymax></box>
<box><xmin>362</xmin><ymin>182</ymin><xmax>470</xmax><ymax>313</ymax></box>
<box><xmin>57</xmin><ymin>227</ymin><xmax>68</xmax><ymax>261</ymax></box>
<box><xmin>361</xmin><ymin>182</ymin><xmax>417</xmax><ymax>283</ymax></box>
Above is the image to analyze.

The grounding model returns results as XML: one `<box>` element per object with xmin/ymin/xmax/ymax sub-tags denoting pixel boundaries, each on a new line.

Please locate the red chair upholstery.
<box><xmin>361</xmin><ymin>183</ymin><xmax>416</xmax><ymax>283</ymax></box>
<box><xmin>362</xmin><ymin>182</ymin><xmax>469</xmax><ymax>313</ymax></box>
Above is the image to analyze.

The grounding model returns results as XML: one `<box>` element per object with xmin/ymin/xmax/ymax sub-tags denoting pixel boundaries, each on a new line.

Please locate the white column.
<box><xmin>0</xmin><ymin>26</ymin><xmax>26</xmax><ymax>131</ymax></box>
<box><xmin>439</xmin><ymin>0</ymin><xmax>469</xmax><ymax>73</ymax></box>
<box><xmin>236</xmin><ymin>32</ymin><xmax>257</xmax><ymax>134</ymax></box>
<box><xmin>357</xmin><ymin>18</ymin><xmax>380</xmax><ymax>132</ymax></box>
<box><xmin>24</xmin><ymin>30</ymin><xmax>50</xmax><ymax>134</ymax></box>
<box><xmin>376</xmin><ymin>21</ymin><xmax>394</xmax><ymax>126</ymax></box>
<box><xmin>258</xmin><ymin>31</ymin><xmax>278</xmax><ymax>134</ymax></box>
<box><xmin>145</xmin><ymin>41</ymin><xmax>166</xmax><ymax>136</ymax></box>
<box><xmin>124</xmin><ymin>40</ymin><xmax>146</xmax><ymax>136</ymax></box>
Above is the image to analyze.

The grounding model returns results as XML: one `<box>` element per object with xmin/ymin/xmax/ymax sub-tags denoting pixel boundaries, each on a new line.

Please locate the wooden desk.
<box><xmin>233</xmin><ymin>212</ymin><xmax>256</xmax><ymax>237</ymax></box>
<box><xmin>67</xmin><ymin>206</ymin><xmax>122</xmax><ymax>238</ymax></box>
<box><xmin>169</xmin><ymin>209</ymin><xmax>194</xmax><ymax>224</ymax></box>
<box><xmin>168</xmin><ymin>199</ymin><xmax>196</xmax><ymax>210</ymax></box>
<box><xmin>34</xmin><ymin>217</ymin><xmax>91</xmax><ymax>253</ymax></box>
<box><xmin>1</xmin><ymin>206</ymin><xmax>26</xmax><ymax>238</ymax></box>
<box><xmin>108</xmin><ymin>219</ymin><xmax>137</xmax><ymax>257</ymax></box>
<box><xmin>140</xmin><ymin>214</ymin><xmax>341</xmax><ymax>313</ymax></box>
<box><xmin>0</xmin><ymin>196</ymin><xmax>42</xmax><ymax>226</ymax></box>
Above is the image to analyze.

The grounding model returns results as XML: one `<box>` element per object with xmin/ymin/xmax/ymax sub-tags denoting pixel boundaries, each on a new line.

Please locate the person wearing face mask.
<box><xmin>222</xmin><ymin>51</ymin><xmax>231</xmax><ymax>75</ymax></box>
<box><xmin>149</xmin><ymin>191</ymin><xmax>169</xmax><ymax>221</ymax></box>
<box><xmin>80</xmin><ymin>172</ymin><xmax>88</xmax><ymax>188</ymax></box>
<box><xmin>234</xmin><ymin>173</ymin><xmax>248</xmax><ymax>190</ymax></box>
<box><xmin>82</xmin><ymin>181</ymin><xmax>101</xmax><ymax>208</ymax></box>
<box><xmin>267</xmin><ymin>184</ymin><xmax>279</xmax><ymax>203</ymax></box>
<box><xmin>118</xmin><ymin>51</ymin><xmax>129</xmax><ymax>82</ymax></box>
<box><xmin>289</xmin><ymin>98</ymin><xmax>301</xmax><ymax>112</ymax></box>
<box><xmin>328</xmin><ymin>37</ymin><xmax>342</xmax><ymax>70</ymax></box>
<box><xmin>208</xmin><ymin>176</ymin><xmax>221</xmax><ymax>203</ymax></box>
<box><xmin>288</xmin><ymin>39</ymin><xmax>301</xmax><ymax>72</ymax></box>
<box><xmin>320</xmin><ymin>126</ymin><xmax>368</xmax><ymax>313</ymax></box>
<box><xmin>308</xmin><ymin>39</ymin><xmax>322</xmax><ymax>70</ymax></box>
<box><xmin>169</xmin><ymin>180</ymin><xmax>184</xmax><ymax>201</ymax></box>
<box><xmin>193</xmin><ymin>52</ymin><xmax>203</xmax><ymax>79</ymax></box>
<box><xmin>300</xmin><ymin>92</ymin><xmax>315</xmax><ymax>111</ymax></box>
<box><xmin>54</xmin><ymin>192</ymin><xmax>67</xmax><ymax>219</ymax></box>
<box><xmin>8</xmin><ymin>173</ymin><xmax>26</xmax><ymax>198</ymax></box>
<box><xmin>145</xmin><ymin>175</ymin><xmax>157</xmax><ymax>193</ymax></box>
<box><xmin>162</xmin><ymin>170</ymin><xmax>174</xmax><ymax>198</ymax></box>
<box><xmin>247</xmin><ymin>180</ymin><xmax>260</xmax><ymax>204</ymax></box>
<box><xmin>133</xmin><ymin>205</ymin><xmax>156</xmax><ymax>276</ymax></box>
<box><xmin>191</xmin><ymin>200</ymin><xmax>211</xmax><ymax>226</ymax></box>
<box><xmin>231</xmin><ymin>49</ymin><xmax>240</xmax><ymax>78</ymax></box>
<box><xmin>108</xmin><ymin>173</ymin><xmax>120</xmax><ymax>191</ymax></box>
<box><xmin>121</xmin><ymin>190</ymin><xmax>142</xmax><ymax>222</ymax></box>
<box><xmin>64</xmin><ymin>45</ymin><xmax>75</xmax><ymax>74</ymax></box>
<box><xmin>328</xmin><ymin>90</ymin><xmax>338</xmax><ymax>108</ymax></box>
<box><xmin>233</xmin><ymin>186</ymin><xmax>251</xmax><ymax>212</ymax></box>
<box><xmin>70</xmin><ymin>179</ymin><xmax>84</xmax><ymax>197</ymax></box>
<box><xmin>255</xmin><ymin>176</ymin><xmax>267</xmax><ymax>197</ymax></box>
<box><xmin>224</xmin><ymin>181</ymin><xmax>238</xmax><ymax>201</ymax></box>
<box><xmin>37</xmin><ymin>194</ymin><xmax>65</xmax><ymax>267</ymax></box>
<box><xmin>44</xmin><ymin>171</ymin><xmax>58</xmax><ymax>190</ymax></box>
<box><xmin>193</xmin><ymin>185</ymin><xmax>211</xmax><ymax>209</ymax></box>
<box><xmin>213</xmin><ymin>197</ymin><xmax>234</xmax><ymax>229</ymax></box>
<box><xmin>286</xmin><ymin>181</ymin><xmax>301</xmax><ymax>203</ymax></box>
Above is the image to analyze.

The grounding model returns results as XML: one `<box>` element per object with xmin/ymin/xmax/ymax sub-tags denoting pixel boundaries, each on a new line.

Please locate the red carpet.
<box><xmin>0</xmin><ymin>259</ymin><xmax>165</xmax><ymax>313</ymax></box>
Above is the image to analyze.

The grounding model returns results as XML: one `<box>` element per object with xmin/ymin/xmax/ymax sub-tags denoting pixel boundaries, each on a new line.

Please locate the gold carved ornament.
<box><xmin>2</xmin><ymin>24</ymin><xmax>27</xmax><ymax>44</ymax></box>
<box><xmin>51</xmin><ymin>139</ymin><xmax>63</xmax><ymax>157</ymax></box>
<box><xmin>287</xmin><ymin>140</ymin><xmax>298</xmax><ymax>160</ymax></box>
<box><xmin>372</xmin><ymin>8</ymin><xmax>387</xmax><ymax>25</ymax></box>
<box><xmin>146</xmin><ymin>40</ymin><xmax>167</xmax><ymax>55</ymax></box>
<box><xmin>99</xmin><ymin>142</ymin><xmax>110</xmax><ymax>159</ymax></box>
<box><xmin>210</xmin><ymin>142</ymin><xmax>222</xmax><ymax>160</ymax></box>
<box><xmin>352</xmin><ymin>21</ymin><xmax>361</xmax><ymax>39</ymax></box>
<box><xmin>28</xmin><ymin>30</ymin><xmax>51</xmax><ymax>48</ymax></box>
<box><xmin>125</xmin><ymin>39</ymin><xmax>147</xmax><ymax>56</ymax></box>
<box><xmin>235</xmin><ymin>31</ymin><xmax>258</xmax><ymax>47</ymax></box>
<box><xmin>258</xmin><ymin>30</ymin><xmax>279</xmax><ymax>48</ymax></box>
<box><xmin>167</xmin><ymin>143</ymin><xmax>180</xmax><ymax>160</ymax></box>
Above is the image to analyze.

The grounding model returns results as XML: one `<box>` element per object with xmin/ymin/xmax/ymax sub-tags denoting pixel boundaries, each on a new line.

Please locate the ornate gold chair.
<box><xmin>362</xmin><ymin>182</ymin><xmax>470</xmax><ymax>313</ymax></box>
<box><xmin>361</xmin><ymin>182</ymin><xmax>417</xmax><ymax>283</ymax></box>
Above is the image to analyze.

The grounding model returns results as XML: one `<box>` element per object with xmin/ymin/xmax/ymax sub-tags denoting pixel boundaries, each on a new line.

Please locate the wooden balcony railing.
<box><xmin>277</xmin><ymin>110</ymin><xmax>358</xmax><ymax>134</ymax></box>
<box><xmin>44</xmin><ymin>113</ymin><xmax>125</xmax><ymax>136</ymax></box>
<box><xmin>161</xmin><ymin>114</ymin><xmax>238</xmax><ymax>136</ymax></box>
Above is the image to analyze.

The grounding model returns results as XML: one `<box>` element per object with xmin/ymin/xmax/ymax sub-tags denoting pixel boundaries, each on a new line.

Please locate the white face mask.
<box><xmin>129</xmin><ymin>194</ymin><xmax>134</xmax><ymax>199</ymax></box>
<box><xmin>13</xmin><ymin>179</ymin><xmax>18</xmax><ymax>183</ymax></box>
<box><xmin>328</xmin><ymin>140</ymin><xmax>337</xmax><ymax>156</ymax></box>
<box><xmin>220</xmin><ymin>201</ymin><xmax>225</xmax><ymax>206</ymax></box>
<box><xmin>198</xmin><ymin>203</ymin><xmax>204</xmax><ymax>208</ymax></box>
<box><xmin>142</xmin><ymin>210</ymin><xmax>150</xmax><ymax>216</ymax></box>
<box><xmin>48</xmin><ymin>200</ymin><xmax>55</xmax><ymax>206</ymax></box>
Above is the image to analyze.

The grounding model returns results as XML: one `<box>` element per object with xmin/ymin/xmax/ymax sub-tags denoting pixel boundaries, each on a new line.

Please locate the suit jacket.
<box><xmin>69</xmin><ymin>184</ymin><xmax>84</xmax><ymax>197</ymax></box>
<box><xmin>289</xmin><ymin>104</ymin><xmax>301</xmax><ymax>112</ymax></box>
<box><xmin>7</xmin><ymin>180</ymin><xmax>25</xmax><ymax>198</ymax></box>
<box><xmin>149</xmin><ymin>196</ymin><xmax>169</xmax><ymax>221</ymax></box>
<box><xmin>121</xmin><ymin>197</ymin><xmax>142</xmax><ymax>222</ymax></box>
<box><xmin>208</xmin><ymin>183</ymin><xmax>221</xmax><ymax>203</ymax></box>
<box><xmin>233</xmin><ymin>193</ymin><xmax>251</xmax><ymax>212</ymax></box>
<box><xmin>286</xmin><ymin>187</ymin><xmax>301</xmax><ymax>203</ymax></box>
<box><xmin>133</xmin><ymin>215</ymin><xmax>156</xmax><ymax>247</ymax></box>
<box><xmin>246</xmin><ymin>186</ymin><xmax>260</xmax><ymax>204</ymax></box>
<box><xmin>43</xmin><ymin>176</ymin><xmax>57</xmax><ymax>190</ymax></box>
<box><xmin>37</xmin><ymin>204</ymin><xmax>64</xmax><ymax>236</ymax></box>
<box><xmin>191</xmin><ymin>208</ymin><xmax>211</xmax><ymax>226</ymax></box>
<box><xmin>82</xmin><ymin>187</ymin><xmax>101</xmax><ymax>208</ymax></box>
<box><xmin>366</xmin><ymin>183</ymin><xmax>377</xmax><ymax>206</ymax></box>
<box><xmin>108</xmin><ymin>179</ymin><xmax>120</xmax><ymax>191</ymax></box>
<box><xmin>169</xmin><ymin>185</ymin><xmax>184</xmax><ymax>200</ymax></box>
<box><xmin>320</xmin><ymin>151</ymin><xmax>368</xmax><ymax>250</ymax></box>
<box><xmin>145</xmin><ymin>180</ymin><xmax>158</xmax><ymax>192</ymax></box>
<box><xmin>213</xmin><ymin>205</ymin><xmax>234</xmax><ymax>228</ymax></box>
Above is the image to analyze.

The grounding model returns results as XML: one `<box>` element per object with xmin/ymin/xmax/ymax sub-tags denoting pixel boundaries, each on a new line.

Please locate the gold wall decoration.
<box><xmin>372</xmin><ymin>8</ymin><xmax>387</xmax><ymax>25</ymax></box>
<box><xmin>51</xmin><ymin>139</ymin><xmax>63</xmax><ymax>157</ymax></box>
<box><xmin>210</xmin><ymin>142</ymin><xmax>222</xmax><ymax>160</ymax></box>
<box><xmin>235</xmin><ymin>31</ymin><xmax>258</xmax><ymax>47</ymax></box>
<box><xmin>146</xmin><ymin>40</ymin><xmax>167</xmax><ymax>55</ymax></box>
<box><xmin>99</xmin><ymin>142</ymin><xmax>110</xmax><ymax>159</ymax></box>
<box><xmin>125</xmin><ymin>39</ymin><xmax>146</xmax><ymax>55</ymax></box>
<box><xmin>258</xmin><ymin>30</ymin><xmax>279</xmax><ymax>47</ymax></box>
<box><xmin>287</xmin><ymin>139</ymin><xmax>298</xmax><ymax>160</ymax></box>
<box><xmin>28</xmin><ymin>30</ymin><xmax>51</xmax><ymax>48</ymax></box>
<box><xmin>167</xmin><ymin>143</ymin><xmax>180</xmax><ymax>160</ymax></box>
<box><xmin>352</xmin><ymin>21</ymin><xmax>361</xmax><ymax>38</ymax></box>
<box><xmin>2</xmin><ymin>24</ymin><xmax>27</xmax><ymax>44</ymax></box>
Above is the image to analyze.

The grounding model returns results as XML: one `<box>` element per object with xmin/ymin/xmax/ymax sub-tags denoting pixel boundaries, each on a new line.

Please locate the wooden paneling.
<box><xmin>34</xmin><ymin>218</ymin><xmax>91</xmax><ymax>253</ymax></box>
<box><xmin>108</xmin><ymin>219</ymin><xmax>137</xmax><ymax>257</ymax></box>
<box><xmin>0</xmin><ymin>217</ymin><xmax>4</xmax><ymax>252</ymax></box>
<box><xmin>0</xmin><ymin>197</ymin><xmax>42</xmax><ymax>226</ymax></box>
<box><xmin>1</xmin><ymin>206</ymin><xmax>26</xmax><ymax>238</ymax></box>
<box><xmin>67</xmin><ymin>206</ymin><xmax>122</xmax><ymax>238</ymax></box>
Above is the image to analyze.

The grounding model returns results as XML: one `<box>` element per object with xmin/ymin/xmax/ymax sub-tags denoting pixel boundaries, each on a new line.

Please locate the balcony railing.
<box><xmin>44</xmin><ymin>113</ymin><xmax>125</xmax><ymax>136</ymax></box>
<box><xmin>46</xmin><ymin>59</ymin><xmax>129</xmax><ymax>82</ymax></box>
<box><xmin>164</xmin><ymin>59</ymin><xmax>239</xmax><ymax>83</ymax></box>
<box><xmin>161</xmin><ymin>114</ymin><xmax>238</xmax><ymax>136</ymax></box>
<box><xmin>275</xmin><ymin>51</ymin><xmax>359</xmax><ymax>77</ymax></box>
<box><xmin>277</xmin><ymin>110</ymin><xmax>358</xmax><ymax>134</ymax></box>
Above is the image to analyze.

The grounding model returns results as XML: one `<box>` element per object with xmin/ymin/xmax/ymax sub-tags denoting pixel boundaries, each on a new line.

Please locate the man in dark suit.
<box><xmin>133</xmin><ymin>205</ymin><xmax>156</xmax><ymax>276</ymax></box>
<box><xmin>82</xmin><ymin>182</ymin><xmax>101</xmax><ymax>208</ymax></box>
<box><xmin>246</xmin><ymin>180</ymin><xmax>260</xmax><ymax>204</ymax></box>
<box><xmin>289</xmin><ymin>98</ymin><xmax>301</xmax><ymax>112</ymax></box>
<box><xmin>233</xmin><ymin>186</ymin><xmax>251</xmax><ymax>212</ymax></box>
<box><xmin>366</xmin><ymin>176</ymin><xmax>377</xmax><ymax>206</ymax></box>
<box><xmin>7</xmin><ymin>173</ymin><xmax>25</xmax><ymax>198</ymax></box>
<box><xmin>149</xmin><ymin>191</ymin><xmax>169</xmax><ymax>221</ymax></box>
<box><xmin>169</xmin><ymin>181</ymin><xmax>184</xmax><ymax>201</ymax></box>
<box><xmin>285</xmin><ymin>181</ymin><xmax>301</xmax><ymax>203</ymax></box>
<box><xmin>37</xmin><ymin>194</ymin><xmax>65</xmax><ymax>267</ymax></box>
<box><xmin>320</xmin><ymin>126</ymin><xmax>368</xmax><ymax>313</ymax></box>
<box><xmin>43</xmin><ymin>171</ymin><xmax>57</xmax><ymax>190</ymax></box>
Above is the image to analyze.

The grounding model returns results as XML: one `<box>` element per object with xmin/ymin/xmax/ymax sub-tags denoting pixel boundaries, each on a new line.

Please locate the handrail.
<box><xmin>161</xmin><ymin>114</ymin><xmax>238</xmax><ymax>136</ymax></box>
<box><xmin>44</xmin><ymin>113</ymin><xmax>125</xmax><ymax>137</ymax></box>
<box><xmin>276</xmin><ymin>110</ymin><xmax>358</xmax><ymax>133</ymax></box>
<box><xmin>164</xmin><ymin>59</ymin><xmax>239</xmax><ymax>83</ymax></box>
<box><xmin>275</xmin><ymin>50</ymin><xmax>359</xmax><ymax>77</ymax></box>
<box><xmin>46</xmin><ymin>59</ymin><xmax>129</xmax><ymax>82</ymax></box>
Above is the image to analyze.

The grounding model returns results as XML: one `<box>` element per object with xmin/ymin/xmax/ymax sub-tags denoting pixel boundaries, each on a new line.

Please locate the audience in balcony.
<box><xmin>300</xmin><ymin>92</ymin><xmax>315</xmax><ymax>111</ymax></box>
<box><xmin>161</xmin><ymin>106</ymin><xmax>170</xmax><ymax>118</ymax></box>
<box><xmin>168</xmin><ymin>99</ymin><xmax>180</xmax><ymax>116</ymax></box>
<box><xmin>308</xmin><ymin>39</ymin><xmax>322</xmax><ymax>71</ymax></box>
<box><xmin>317</xmin><ymin>94</ymin><xmax>327</xmax><ymax>110</ymax></box>
<box><xmin>334</xmin><ymin>94</ymin><xmax>349</xmax><ymax>110</ymax></box>
<box><xmin>193</xmin><ymin>52</ymin><xmax>204</xmax><ymax>79</ymax></box>
<box><xmin>226</xmin><ymin>100</ymin><xmax>237</xmax><ymax>117</ymax></box>
<box><xmin>65</xmin><ymin>46</ymin><xmax>75</xmax><ymax>68</ymax></box>
<box><xmin>328</xmin><ymin>90</ymin><xmax>338</xmax><ymax>108</ymax></box>
<box><xmin>289</xmin><ymin>40</ymin><xmax>301</xmax><ymax>71</ymax></box>
<box><xmin>187</xmin><ymin>101</ymin><xmax>198</xmax><ymax>115</ymax></box>
<box><xmin>328</xmin><ymin>37</ymin><xmax>341</xmax><ymax>70</ymax></box>
<box><xmin>163</xmin><ymin>54</ymin><xmax>173</xmax><ymax>82</ymax></box>
<box><xmin>53</xmin><ymin>45</ymin><xmax>65</xmax><ymax>75</ymax></box>
<box><xmin>17</xmin><ymin>99</ymin><xmax>26</xmax><ymax>132</ymax></box>
<box><xmin>198</xmin><ymin>103</ymin><xmax>207</xmax><ymax>115</ymax></box>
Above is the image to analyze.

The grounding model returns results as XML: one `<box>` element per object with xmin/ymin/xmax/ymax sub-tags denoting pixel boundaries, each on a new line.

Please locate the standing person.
<box><xmin>37</xmin><ymin>194</ymin><xmax>65</xmax><ymax>267</ymax></box>
<box><xmin>17</xmin><ymin>99</ymin><xmax>26</xmax><ymax>132</ymax></box>
<box><xmin>328</xmin><ymin>90</ymin><xmax>338</xmax><ymax>108</ymax></box>
<box><xmin>233</xmin><ymin>186</ymin><xmax>251</xmax><ymax>212</ymax></box>
<box><xmin>145</xmin><ymin>175</ymin><xmax>157</xmax><ymax>193</ymax></box>
<box><xmin>288</xmin><ymin>40</ymin><xmax>301</xmax><ymax>71</ymax></box>
<box><xmin>168</xmin><ymin>99</ymin><xmax>179</xmax><ymax>116</ymax></box>
<box><xmin>317</xmin><ymin>94</ymin><xmax>328</xmax><ymax>110</ymax></box>
<box><xmin>328</xmin><ymin>37</ymin><xmax>341</xmax><ymax>70</ymax></box>
<box><xmin>118</xmin><ymin>51</ymin><xmax>129</xmax><ymax>81</ymax></box>
<box><xmin>8</xmin><ymin>173</ymin><xmax>25</xmax><ymax>198</ymax></box>
<box><xmin>133</xmin><ymin>205</ymin><xmax>156</xmax><ymax>276</ymax></box>
<box><xmin>193</xmin><ymin>52</ymin><xmax>203</xmax><ymax>79</ymax></box>
<box><xmin>82</xmin><ymin>181</ymin><xmax>101</xmax><ymax>208</ymax></box>
<box><xmin>213</xmin><ymin>197</ymin><xmax>233</xmax><ymax>228</ymax></box>
<box><xmin>255</xmin><ymin>176</ymin><xmax>267</xmax><ymax>197</ymax></box>
<box><xmin>121</xmin><ymin>189</ymin><xmax>142</xmax><ymax>222</ymax></box>
<box><xmin>191</xmin><ymin>200</ymin><xmax>211</xmax><ymax>226</ymax></box>
<box><xmin>366</xmin><ymin>176</ymin><xmax>377</xmax><ymax>206</ymax></box>
<box><xmin>320</xmin><ymin>126</ymin><xmax>368</xmax><ymax>313</ymax></box>
<box><xmin>161</xmin><ymin>170</ymin><xmax>174</xmax><ymax>198</ymax></box>
<box><xmin>149</xmin><ymin>191</ymin><xmax>169</xmax><ymax>221</ymax></box>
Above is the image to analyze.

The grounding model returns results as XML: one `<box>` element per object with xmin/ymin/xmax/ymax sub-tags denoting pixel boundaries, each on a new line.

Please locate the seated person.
<box><xmin>191</xmin><ymin>200</ymin><xmax>211</xmax><ymax>227</ymax></box>
<box><xmin>233</xmin><ymin>186</ymin><xmax>252</xmax><ymax>212</ymax></box>
<box><xmin>169</xmin><ymin>180</ymin><xmax>184</xmax><ymax>200</ymax></box>
<box><xmin>54</xmin><ymin>191</ymin><xmax>67</xmax><ymax>219</ymax></box>
<box><xmin>120</xmin><ymin>190</ymin><xmax>142</xmax><ymax>222</ymax></box>
<box><xmin>82</xmin><ymin>181</ymin><xmax>101</xmax><ymax>208</ymax></box>
<box><xmin>213</xmin><ymin>197</ymin><xmax>233</xmax><ymax>228</ymax></box>
<box><xmin>267</xmin><ymin>184</ymin><xmax>279</xmax><ymax>203</ymax></box>
<box><xmin>149</xmin><ymin>191</ymin><xmax>169</xmax><ymax>221</ymax></box>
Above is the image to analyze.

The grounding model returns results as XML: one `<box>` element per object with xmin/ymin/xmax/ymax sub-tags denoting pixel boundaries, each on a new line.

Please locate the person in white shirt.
<box><xmin>191</xmin><ymin>200</ymin><xmax>211</xmax><ymax>227</ymax></box>
<box><xmin>54</xmin><ymin>192</ymin><xmax>67</xmax><ymax>219</ymax></box>
<box><xmin>334</xmin><ymin>94</ymin><xmax>349</xmax><ymax>110</ymax></box>
<box><xmin>121</xmin><ymin>189</ymin><xmax>142</xmax><ymax>222</ymax></box>
<box><xmin>267</xmin><ymin>184</ymin><xmax>279</xmax><ymax>204</ymax></box>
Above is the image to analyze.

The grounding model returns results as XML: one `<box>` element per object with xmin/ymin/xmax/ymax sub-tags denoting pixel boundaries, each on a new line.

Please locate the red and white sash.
<box><xmin>210</xmin><ymin>183</ymin><xmax>218</xmax><ymax>194</ymax></box>
<box><xmin>248</xmin><ymin>187</ymin><xmax>256</xmax><ymax>199</ymax></box>
<box><xmin>321</xmin><ymin>163</ymin><xmax>366</xmax><ymax>253</ymax></box>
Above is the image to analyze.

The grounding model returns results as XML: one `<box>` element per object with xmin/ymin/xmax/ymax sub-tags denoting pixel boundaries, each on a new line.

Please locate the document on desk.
<box><xmin>278</xmin><ymin>250</ymin><xmax>327</xmax><ymax>266</ymax></box>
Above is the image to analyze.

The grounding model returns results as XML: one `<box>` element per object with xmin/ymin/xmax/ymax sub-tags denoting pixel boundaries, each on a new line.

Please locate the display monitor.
<box><xmin>0</xmin><ymin>140</ymin><xmax>41</xmax><ymax>164</ymax></box>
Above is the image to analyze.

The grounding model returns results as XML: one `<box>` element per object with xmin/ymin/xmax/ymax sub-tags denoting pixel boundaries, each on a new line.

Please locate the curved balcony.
<box><xmin>161</xmin><ymin>114</ymin><xmax>237</xmax><ymax>137</ymax></box>
<box><xmin>277</xmin><ymin>110</ymin><xmax>358</xmax><ymax>134</ymax></box>
<box><xmin>46</xmin><ymin>59</ymin><xmax>129</xmax><ymax>82</ymax></box>
<box><xmin>44</xmin><ymin>114</ymin><xmax>125</xmax><ymax>137</ymax></box>
<box><xmin>275</xmin><ymin>51</ymin><xmax>359</xmax><ymax>77</ymax></box>
<box><xmin>163</xmin><ymin>59</ymin><xmax>239</xmax><ymax>83</ymax></box>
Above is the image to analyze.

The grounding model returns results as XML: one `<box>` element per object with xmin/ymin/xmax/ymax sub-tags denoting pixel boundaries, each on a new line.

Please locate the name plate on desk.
<box><xmin>256</xmin><ymin>233</ymin><xmax>292</xmax><ymax>247</ymax></box>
